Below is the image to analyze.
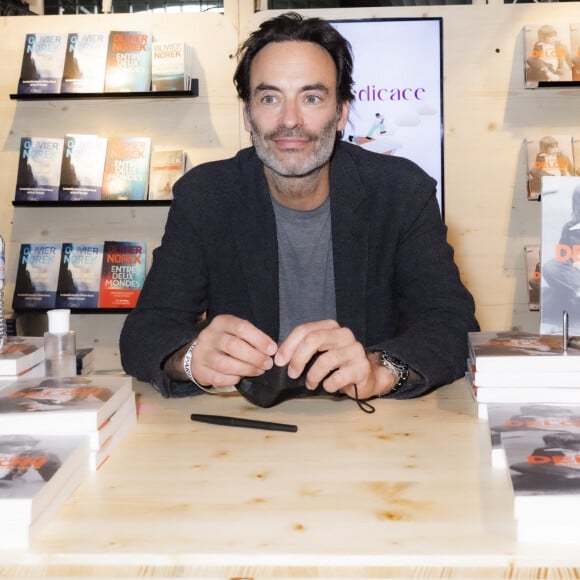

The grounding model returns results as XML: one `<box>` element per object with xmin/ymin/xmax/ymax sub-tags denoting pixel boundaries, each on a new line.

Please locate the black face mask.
<box><xmin>236</xmin><ymin>355</ymin><xmax>326</xmax><ymax>408</ymax></box>
<box><xmin>235</xmin><ymin>354</ymin><xmax>375</xmax><ymax>413</ymax></box>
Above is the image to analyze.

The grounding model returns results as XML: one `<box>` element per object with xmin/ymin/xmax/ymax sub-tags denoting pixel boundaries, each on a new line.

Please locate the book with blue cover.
<box><xmin>56</xmin><ymin>242</ymin><xmax>104</xmax><ymax>309</ymax></box>
<box><xmin>59</xmin><ymin>134</ymin><xmax>108</xmax><ymax>201</ymax></box>
<box><xmin>17</xmin><ymin>33</ymin><xmax>67</xmax><ymax>94</ymax></box>
<box><xmin>12</xmin><ymin>243</ymin><xmax>62</xmax><ymax>310</ymax></box>
<box><xmin>61</xmin><ymin>32</ymin><xmax>108</xmax><ymax>93</ymax></box>
<box><xmin>15</xmin><ymin>137</ymin><xmax>64</xmax><ymax>202</ymax></box>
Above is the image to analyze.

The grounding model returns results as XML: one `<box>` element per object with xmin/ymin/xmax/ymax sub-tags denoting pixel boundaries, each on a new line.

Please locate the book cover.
<box><xmin>55</xmin><ymin>242</ymin><xmax>104</xmax><ymax>309</ymax></box>
<box><xmin>61</xmin><ymin>32</ymin><xmax>108</xmax><ymax>93</ymax></box>
<box><xmin>468</xmin><ymin>330</ymin><xmax>580</xmax><ymax>374</ymax></box>
<box><xmin>0</xmin><ymin>375</ymin><xmax>133</xmax><ymax>433</ymax></box>
<box><xmin>0</xmin><ymin>336</ymin><xmax>45</xmax><ymax>376</ymax></box>
<box><xmin>14</xmin><ymin>137</ymin><xmax>64</xmax><ymax>202</ymax></box>
<box><xmin>571</xmin><ymin>23</ymin><xmax>580</xmax><ymax>82</ymax></box>
<box><xmin>17</xmin><ymin>33</ymin><xmax>67</xmax><ymax>94</ymax></box>
<box><xmin>151</xmin><ymin>41</ymin><xmax>189</xmax><ymax>91</ymax></box>
<box><xmin>101</xmin><ymin>136</ymin><xmax>151</xmax><ymax>200</ymax></box>
<box><xmin>501</xmin><ymin>421</ymin><xmax>580</xmax><ymax>520</ymax></box>
<box><xmin>104</xmin><ymin>31</ymin><xmax>152</xmax><ymax>92</ymax></box>
<box><xmin>59</xmin><ymin>134</ymin><xmax>108</xmax><ymax>201</ymax></box>
<box><xmin>0</xmin><ymin>433</ymin><xmax>88</xmax><ymax>526</ymax></box>
<box><xmin>147</xmin><ymin>149</ymin><xmax>184</xmax><ymax>200</ymax></box>
<box><xmin>99</xmin><ymin>241</ymin><xmax>147</xmax><ymax>309</ymax></box>
<box><xmin>526</xmin><ymin>135</ymin><xmax>574</xmax><ymax>201</ymax></box>
<box><xmin>12</xmin><ymin>242</ymin><xmax>62</xmax><ymax>310</ymax></box>
<box><xmin>524</xmin><ymin>24</ymin><xmax>573</xmax><ymax>87</ymax></box>
<box><xmin>540</xmin><ymin>176</ymin><xmax>580</xmax><ymax>337</ymax></box>
<box><xmin>524</xmin><ymin>244</ymin><xmax>541</xmax><ymax>311</ymax></box>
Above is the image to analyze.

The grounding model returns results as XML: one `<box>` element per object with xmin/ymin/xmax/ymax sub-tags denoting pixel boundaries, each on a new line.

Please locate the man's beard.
<box><xmin>248</xmin><ymin>114</ymin><xmax>340</xmax><ymax>179</ymax></box>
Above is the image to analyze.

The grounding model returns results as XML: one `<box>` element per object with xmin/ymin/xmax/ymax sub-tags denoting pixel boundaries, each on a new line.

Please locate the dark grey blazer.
<box><xmin>120</xmin><ymin>141</ymin><xmax>478</xmax><ymax>398</ymax></box>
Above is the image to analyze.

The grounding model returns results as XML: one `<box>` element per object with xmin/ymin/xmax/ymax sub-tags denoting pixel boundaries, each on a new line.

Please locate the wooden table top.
<box><xmin>1</xmin><ymin>377</ymin><xmax>579</xmax><ymax>579</ymax></box>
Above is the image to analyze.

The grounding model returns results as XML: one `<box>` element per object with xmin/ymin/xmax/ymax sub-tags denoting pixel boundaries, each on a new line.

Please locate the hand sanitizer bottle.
<box><xmin>44</xmin><ymin>309</ymin><xmax>77</xmax><ymax>377</ymax></box>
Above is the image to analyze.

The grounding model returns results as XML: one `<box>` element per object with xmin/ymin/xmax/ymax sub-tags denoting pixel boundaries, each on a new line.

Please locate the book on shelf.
<box><xmin>14</xmin><ymin>137</ymin><xmax>64</xmax><ymax>202</ymax></box>
<box><xmin>61</xmin><ymin>32</ymin><xmax>108</xmax><ymax>94</ymax></box>
<box><xmin>101</xmin><ymin>136</ymin><xmax>152</xmax><ymax>201</ymax></box>
<box><xmin>525</xmin><ymin>135</ymin><xmax>574</xmax><ymax>201</ymax></box>
<box><xmin>148</xmin><ymin>148</ymin><xmax>185</xmax><ymax>200</ymax></box>
<box><xmin>0</xmin><ymin>433</ymin><xmax>88</xmax><ymax>548</ymax></box>
<box><xmin>571</xmin><ymin>23</ymin><xmax>580</xmax><ymax>82</ymax></box>
<box><xmin>524</xmin><ymin>24</ymin><xmax>573</xmax><ymax>87</ymax></box>
<box><xmin>12</xmin><ymin>242</ymin><xmax>62</xmax><ymax>310</ymax></box>
<box><xmin>99</xmin><ymin>241</ymin><xmax>147</xmax><ymax>309</ymax></box>
<box><xmin>104</xmin><ymin>31</ymin><xmax>152</xmax><ymax>93</ymax></box>
<box><xmin>0</xmin><ymin>374</ymin><xmax>133</xmax><ymax>433</ymax></box>
<box><xmin>151</xmin><ymin>40</ymin><xmax>191</xmax><ymax>91</ymax></box>
<box><xmin>539</xmin><ymin>176</ymin><xmax>580</xmax><ymax>337</ymax></box>
<box><xmin>59</xmin><ymin>134</ymin><xmax>108</xmax><ymax>201</ymax></box>
<box><xmin>55</xmin><ymin>242</ymin><xmax>104</xmax><ymax>309</ymax></box>
<box><xmin>524</xmin><ymin>244</ymin><xmax>541</xmax><ymax>311</ymax></box>
<box><xmin>17</xmin><ymin>33</ymin><xmax>67</xmax><ymax>94</ymax></box>
<box><xmin>468</xmin><ymin>330</ymin><xmax>580</xmax><ymax>374</ymax></box>
<box><xmin>0</xmin><ymin>336</ymin><xmax>44</xmax><ymax>377</ymax></box>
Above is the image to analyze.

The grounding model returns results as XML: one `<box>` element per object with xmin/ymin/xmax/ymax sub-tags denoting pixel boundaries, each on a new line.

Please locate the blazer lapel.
<box><xmin>329</xmin><ymin>148</ymin><xmax>369</xmax><ymax>344</ymax></box>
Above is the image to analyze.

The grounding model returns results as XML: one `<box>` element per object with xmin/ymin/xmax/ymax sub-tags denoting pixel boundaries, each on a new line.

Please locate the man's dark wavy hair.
<box><xmin>233</xmin><ymin>12</ymin><xmax>355</xmax><ymax>107</ymax></box>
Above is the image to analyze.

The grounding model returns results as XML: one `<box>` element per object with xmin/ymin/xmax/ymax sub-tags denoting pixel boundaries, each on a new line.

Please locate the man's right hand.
<box><xmin>165</xmin><ymin>315</ymin><xmax>277</xmax><ymax>388</ymax></box>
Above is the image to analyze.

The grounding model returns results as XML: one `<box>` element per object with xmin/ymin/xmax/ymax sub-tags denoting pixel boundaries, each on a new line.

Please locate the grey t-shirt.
<box><xmin>272</xmin><ymin>196</ymin><xmax>336</xmax><ymax>343</ymax></box>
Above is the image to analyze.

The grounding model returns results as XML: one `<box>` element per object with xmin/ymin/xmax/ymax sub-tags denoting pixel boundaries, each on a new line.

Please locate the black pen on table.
<box><xmin>190</xmin><ymin>413</ymin><xmax>298</xmax><ymax>433</ymax></box>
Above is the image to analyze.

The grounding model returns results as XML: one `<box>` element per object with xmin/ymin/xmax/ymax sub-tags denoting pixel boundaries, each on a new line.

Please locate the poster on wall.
<box><xmin>331</xmin><ymin>18</ymin><xmax>444</xmax><ymax>216</ymax></box>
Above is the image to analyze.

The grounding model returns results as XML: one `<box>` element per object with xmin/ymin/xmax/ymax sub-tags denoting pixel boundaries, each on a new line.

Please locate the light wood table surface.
<box><xmin>1</xmin><ymin>376</ymin><xmax>579</xmax><ymax>579</ymax></box>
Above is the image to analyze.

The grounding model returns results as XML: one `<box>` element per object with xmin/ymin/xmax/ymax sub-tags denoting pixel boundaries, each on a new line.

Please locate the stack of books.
<box><xmin>0</xmin><ymin>433</ymin><xmax>89</xmax><ymax>548</ymax></box>
<box><xmin>466</xmin><ymin>330</ymin><xmax>580</xmax><ymax>419</ymax></box>
<box><xmin>0</xmin><ymin>336</ymin><xmax>45</xmax><ymax>379</ymax></box>
<box><xmin>0</xmin><ymin>373</ymin><xmax>137</xmax><ymax>546</ymax></box>
<box><xmin>485</xmin><ymin>402</ymin><xmax>580</xmax><ymax>544</ymax></box>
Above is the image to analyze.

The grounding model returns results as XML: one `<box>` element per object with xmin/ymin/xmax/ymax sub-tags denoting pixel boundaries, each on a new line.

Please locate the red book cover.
<box><xmin>98</xmin><ymin>241</ymin><xmax>146</xmax><ymax>309</ymax></box>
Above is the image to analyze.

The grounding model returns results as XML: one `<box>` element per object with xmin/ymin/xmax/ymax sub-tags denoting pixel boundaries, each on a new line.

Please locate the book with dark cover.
<box><xmin>99</xmin><ymin>241</ymin><xmax>147</xmax><ymax>309</ymax></box>
<box><xmin>61</xmin><ymin>32</ymin><xmax>108</xmax><ymax>93</ymax></box>
<box><xmin>56</xmin><ymin>242</ymin><xmax>104</xmax><ymax>309</ymax></box>
<box><xmin>101</xmin><ymin>136</ymin><xmax>151</xmax><ymax>200</ymax></box>
<box><xmin>104</xmin><ymin>31</ymin><xmax>152</xmax><ymax>92</ymax></box>
<box><xmin>12</xmin><ymin>243</ymin><xmax>62</xmax><ymax>310</ymax></box>
<box><xmin>15</xmin><ymin>137</ymin><xmax>64</xmax><ymax>202</ymax></box>
<box><xmin>59</xmin><ymin>134</ymin><xmax>108</xmax><ymax>201</ymax></box>
<box><xmin>0</xmin><ymin>336</ymin><xmax>44</xmax><ymax>376</ymax></box>
<box><xmin>17</xmin><ymin>33</ymin><xmax>67</xmax><ymax>94</ymax></box>
<box><xmin>540</xmin><ymin>176</ymin><xmax>580</xmax><ymax>337</ymax></box>
<box><xmin>524</xmin><ymin>244</ymin><xmax>541</xmax><ymax>312</ymax></box>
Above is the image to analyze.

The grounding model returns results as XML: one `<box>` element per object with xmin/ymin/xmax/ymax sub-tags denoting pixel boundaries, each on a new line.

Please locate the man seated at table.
<box><xmin>119</xmin><ymin>12</ymin><xmax>479</xmax><ymax>405</ymax></box>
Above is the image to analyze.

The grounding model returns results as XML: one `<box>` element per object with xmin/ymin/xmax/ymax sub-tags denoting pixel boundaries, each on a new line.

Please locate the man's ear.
<box><xmin>243</xmin><ymin>103</ymin><xmax>252</xmax><ymax>133</ymax></box>
<box><xmin>337</xmin><ymin>101</ymin><xmax>350</xmax><ymax>133</ymax></box>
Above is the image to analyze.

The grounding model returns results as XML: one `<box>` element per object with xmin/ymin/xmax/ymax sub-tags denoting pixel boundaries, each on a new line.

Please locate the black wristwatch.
<box><xmin>372</xmin><ymin>350</ymin><xmax>410</xmax><ymax>395</ymax></box>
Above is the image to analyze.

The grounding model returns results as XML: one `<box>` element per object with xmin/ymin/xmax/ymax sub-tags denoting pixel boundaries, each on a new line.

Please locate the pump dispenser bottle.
<box><xmin>44</xmin><ymin>309</ymin><xmax>77</xmax><ymax>377</ymax></box>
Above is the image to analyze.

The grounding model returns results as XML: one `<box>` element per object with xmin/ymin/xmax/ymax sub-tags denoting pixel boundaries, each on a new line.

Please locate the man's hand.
<box><xmin>274</xmin><ymin>320</ymin><xmax>398</xmax><ymax>399</ymax></box>
<box><xmin>166</xmin><ymin>315</ymin><xmax>277</xmax><ymax>388</ymax></box>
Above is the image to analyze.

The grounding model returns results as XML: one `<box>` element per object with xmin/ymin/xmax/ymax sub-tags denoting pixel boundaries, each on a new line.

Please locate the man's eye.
<box><xmin>261</xmin><ymin>95</ymin><xmax>277</xmax><ymax>104</ymax></box>
<box><xmin>305</xmin><ymin>94</ymin><xmax>322</xmax><ymax>104</ymax></box>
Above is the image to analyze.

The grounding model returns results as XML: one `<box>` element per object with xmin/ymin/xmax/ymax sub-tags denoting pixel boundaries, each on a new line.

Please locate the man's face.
<box><xmin>243</xmin><ymin>40</ymin><xmax>349</xmax><ymax>180</ymax></box>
